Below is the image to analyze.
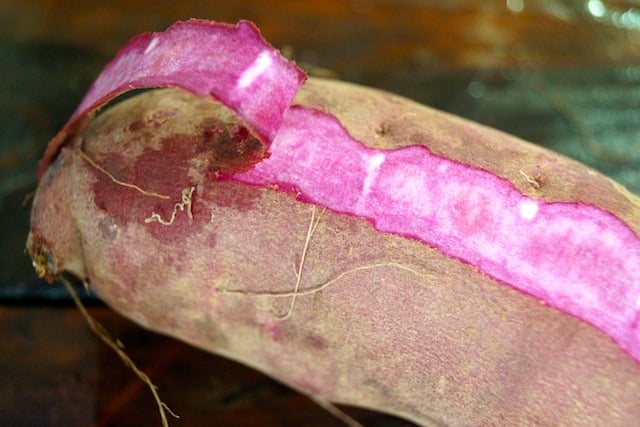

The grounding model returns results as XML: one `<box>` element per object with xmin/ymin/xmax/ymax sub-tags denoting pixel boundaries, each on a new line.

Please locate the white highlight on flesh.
<box><xmin>356</xmin><ymin>153</ymin><xmax>385</xmax><ymax>212</ymax></box>
<box><xmin>362</xmin><ymin>153</ymin><xmax>386</xmax><ymax>197</ymax></box>
<box><xmin>518</xmin><ymin>199</ymin><xmax>539</xmax><ymax>221</ymax></box>
<box><xmin>238</xmin><ymin>51</ymin><xmax>272</xmax><ymax>89</ymax></box>
<box><xmin>144</xmin><ymin>36</ymin><xmax>159</xmax><ymax>54</ymax></box>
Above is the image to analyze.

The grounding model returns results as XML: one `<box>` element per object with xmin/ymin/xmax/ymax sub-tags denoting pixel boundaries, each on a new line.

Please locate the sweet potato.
<box><xmin>27</xmin><ymin>20</ymin><xmax>640</xmax><ymax>426</ymax></box>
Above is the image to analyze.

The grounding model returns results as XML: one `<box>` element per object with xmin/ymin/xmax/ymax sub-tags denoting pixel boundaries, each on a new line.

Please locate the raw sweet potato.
<box><xmin>27</xmin><ymin>20</ymin><xmax>640</xmax><ymax>426</ymax></box>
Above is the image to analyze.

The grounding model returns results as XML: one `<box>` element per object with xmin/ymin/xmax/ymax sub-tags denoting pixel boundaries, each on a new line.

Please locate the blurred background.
<box><xmin>1</xmin><ymin>0</ymin><xmax>639</xmax><ymax>425</ymax></box>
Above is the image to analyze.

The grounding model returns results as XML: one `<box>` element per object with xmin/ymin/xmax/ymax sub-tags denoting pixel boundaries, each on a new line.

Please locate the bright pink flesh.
<box><xmin>40</xmin><ymin>19</ymin><xmax>640</xmax><ymax>362</ymax></box>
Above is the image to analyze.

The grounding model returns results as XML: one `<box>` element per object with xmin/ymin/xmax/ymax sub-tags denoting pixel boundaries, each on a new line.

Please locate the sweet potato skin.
<box><xmin>28</xmin><ymin>79</ymin><xmax>640</xmax><ymax>426</ymax></box>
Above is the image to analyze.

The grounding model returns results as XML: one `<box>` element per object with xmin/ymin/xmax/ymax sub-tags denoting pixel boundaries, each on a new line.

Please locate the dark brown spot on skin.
<box><xmin>128</xmin><ymin>119</ymin><xmax>144</xmax><ymax>132</ymax></box>
<box><xmin>305</xmin><ymin>333</ymin><xmax>328</xmax><ymax>351</ymax></box>
<box><xmin>201</xmin><ymin>118</ymin><xmax>267</xmax><ymax>174</ymax></box>
<box><xmin>375</xmin><ymin>122</ymin><xmax>391</xmax><ymax>137</ymax></box>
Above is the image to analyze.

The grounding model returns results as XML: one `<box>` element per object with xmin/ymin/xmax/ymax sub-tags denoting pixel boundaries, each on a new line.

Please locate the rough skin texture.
<box><xmin>28</xmin><ymin>82</ymin><xmax>640</xmax><ymax>426</ymax></box>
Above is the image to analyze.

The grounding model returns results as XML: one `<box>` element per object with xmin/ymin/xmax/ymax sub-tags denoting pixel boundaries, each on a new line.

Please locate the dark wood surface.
<box><xmin>2</xmin><ymin>305</ymin><xmax>409</xmax><ymax>426</ymax></box>
<box><xmin>1</xmin><ymin>1</ymin><xmax>639</xmax><ymax>426</ymax></box>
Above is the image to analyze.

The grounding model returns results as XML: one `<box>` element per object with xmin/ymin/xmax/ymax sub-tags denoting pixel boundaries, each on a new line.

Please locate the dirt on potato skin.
<box><xmin>28</xmin><ymin>81</ymin><xmax>640</xmax><ymax>426</ymax></box>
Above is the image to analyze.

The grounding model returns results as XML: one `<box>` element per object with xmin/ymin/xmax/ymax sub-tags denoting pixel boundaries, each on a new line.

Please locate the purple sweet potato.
<box><xmin>27</xmin><ymin>20</ymin><xmax>640</xmax><ymax>426</ymax></box>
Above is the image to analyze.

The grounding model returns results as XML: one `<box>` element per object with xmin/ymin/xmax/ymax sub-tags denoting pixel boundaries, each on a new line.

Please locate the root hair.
<box><xmin>60</xmin><ymin>276</ymin><xmax>178</xmax><ymax>426</ymax></box>
<box><xmin>77</xmin><ymin>150</ymin><xmax>170</xmax><ymax>200</ymax></box>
